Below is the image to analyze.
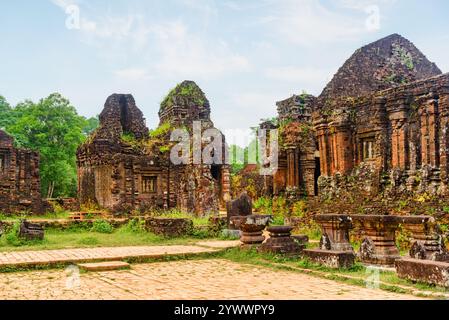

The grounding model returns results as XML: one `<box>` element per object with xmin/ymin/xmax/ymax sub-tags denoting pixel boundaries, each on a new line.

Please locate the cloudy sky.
<box><xmin>1</xmin><ymin>0</ymin><xmax>448</xmax><ymax>142</ymax></box>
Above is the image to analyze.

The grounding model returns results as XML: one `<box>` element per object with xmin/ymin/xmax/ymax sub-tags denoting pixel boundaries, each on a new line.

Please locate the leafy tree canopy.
<box><xmin>0</xmin><ymin>95</ymin><xmax>13</xmax><ymax>130</ymax></box>
<box><xmin>0</xmin><ymin>93</ymin><xmax>99</xmax><ymax>198</ymax></box>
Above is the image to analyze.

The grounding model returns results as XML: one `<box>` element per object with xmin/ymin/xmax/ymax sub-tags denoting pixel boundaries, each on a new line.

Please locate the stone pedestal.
<box><xmin>302</xmin><ymin>214</ymin><xmax>355</xmax><ymax>268</ymax></box>
<box><xmin>237</xmin><ymin>215</ymin><xmax>272</xmax><ymax>247</ymax></box>
<box><xmin>400</xmin><ymin>216</ymin><xmax>449</xmax><ymax>261</ymax></box>
<box><xmin>229</xmin><ymin>215</ymin><xmax>246</xmax><ymax>230</ymax></box>
<box><xmin>351</xmin><ymin>215</ymin><xmax>401</xmax><ymax>267</ymax></box>
<box><xmin>315</xmin><ymin>214</ymin><xmax>354</xmax><ymax>251</ymax></box>
<box><xmin>259</xmin><ymin>226</ymin><xmax>304</xmax><ymax>255</ymax></box>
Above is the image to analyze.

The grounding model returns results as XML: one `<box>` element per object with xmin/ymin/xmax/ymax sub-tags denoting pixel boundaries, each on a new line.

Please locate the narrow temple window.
<box><xmin>211</xmin><ymin>165</ymin><xmax>220</xmax><ymax>181</ymax></box>
<box><xmin>362</xmin><ymin>139</ymin><xmax>375</xmax><ymax>160</ymax></box>
<box><xmin>0</xmin><ymin>154</ymin><xmax>6</xmax><ymax>173</ymax></box>
<box><xmin>142</xmin><ymin>176</ymin><xmax>157</xmax><ymax>194</ymax></box>
<box><xmin>119</xmin><ymin>95</ymin><xmax>130</xmax><ymax>133</ymax></box>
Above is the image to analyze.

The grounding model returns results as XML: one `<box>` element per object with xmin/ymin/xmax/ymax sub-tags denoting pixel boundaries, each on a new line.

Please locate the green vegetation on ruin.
<box><xmin>160</xmin><ymin>81</ymin><xmax>206</xmax><ymax>112</ymax></box>
<box><xmin>149</xmin><ymin>121</ymin><xmax>172</xmax><ymax>139</ymax></box>
<box><xmin>393</xmin><ymin>44</ymin><xmax>415</xmax><ymax>71</ymax></box>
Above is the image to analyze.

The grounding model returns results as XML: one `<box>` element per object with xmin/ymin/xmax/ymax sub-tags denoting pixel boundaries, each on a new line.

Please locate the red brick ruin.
<box><xmin>76</xmin><ymin>81</ymin><xmax>231</xmax><ymax>215</ymax></box>
<box><xmin>0</xmin><ymin>130</ymin><xmax>43</xmax><ymax>214</ymax></box>
<box><xmin>258</xmin><ymin>34</ymin><xmax>449</xmax><ymax>211</ymax></box>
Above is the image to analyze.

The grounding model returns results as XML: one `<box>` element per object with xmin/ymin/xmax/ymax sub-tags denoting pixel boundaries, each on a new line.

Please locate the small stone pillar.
<box><xmin>400</xmin><ymin>216</ymin><xmax>449</xmax><ymax>262</ymax></box>
<box><xmin>259</xmin><ymin>226</ymin><xmax>304</xmax><ymax>255</ymax></box>
<box><xmin>351</xmin><ymin>215</ymin><xmax>401</xmax><ymax>267</ymax></box>
<box><xmin>237</xmin><ymin>215</ymin><xmax>272</xmax><ymax>247</ymax></box>
<box><xmin>302</xmin><ymin>214</ymin><xmax>355</xmax><ymax>268</ymax></box>
<box><xmin>315</xmin><ymin>214</ymin><xmax>354</xmax><ymax>251</ymax></box>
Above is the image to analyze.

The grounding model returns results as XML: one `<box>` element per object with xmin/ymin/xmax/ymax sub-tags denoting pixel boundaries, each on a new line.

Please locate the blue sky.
<box><xmin>1</xmin><ymin>0</ymin><xmax>449</xmax><ymax>143</ymax></box>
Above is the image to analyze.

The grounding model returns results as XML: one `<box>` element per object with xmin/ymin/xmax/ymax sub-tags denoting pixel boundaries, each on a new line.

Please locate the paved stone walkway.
<box><xmin>0</xmin><ymin>259</ymin><xmax>421</xmax><ymax>300</ymax></box>
<box><xmin>0</xmin><ymin>241</ymin><xmax>240</xmax><ymax>268</ymax></box>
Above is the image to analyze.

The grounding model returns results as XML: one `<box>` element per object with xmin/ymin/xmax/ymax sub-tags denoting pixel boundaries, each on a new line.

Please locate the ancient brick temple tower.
<box><xmin>260</xmin><ymin>94</ymin><xmax>319</xmax><ymax>197</ymax></box>
<box><xmin>77</xmin><ymin>81</ymin><xmax>230</xmax><ymax>215</ymax></box>
<box><xmin>312</xmin><ymin>34</ymin><xmax>449</xmax><ymax>201</ymax></box>
<box><xmin>0</xmin><ymin>130</ymin><xmax>43</xmax><ymax>213</ymax></box>
<box><xmin>259</xmin><ymin>34</ymin><xmax>449</xmax><ymax>205</ymax></box>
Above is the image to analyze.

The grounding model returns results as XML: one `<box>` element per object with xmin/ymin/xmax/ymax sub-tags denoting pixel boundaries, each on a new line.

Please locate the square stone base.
<box><xmin>395</xmin><ymin>258</ymin><xmax>449</xmax><ymax>288</ymax></box>
<box><xmin>303</xmin><ymin>249</ymin><xmax>355</xmax><ymax>269</ymax></box>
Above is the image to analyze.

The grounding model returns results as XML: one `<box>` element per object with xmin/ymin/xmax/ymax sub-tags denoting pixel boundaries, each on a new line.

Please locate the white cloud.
<box><xmin>264</xmin><ymin>66</ymin><xmax>333</xmax><ymax>83</ymax></box>
<box><xmin>264</xmin><ymin>66</ymin><xmax>335</xmax><ymax>95</ymax></box>
<box><xmin>50</xmin><ymin>1</ymin><xmax>249</xmax><ymax>79</ymax></box>
<box><xmin>258</xmin><ymin>0</ymin><xmax>396</xmax><ymax>46</ymax></box>
<box><xmin>151</xmin><ymin>22</ymin><xmax>250</xmax><ymax>78</ymax></box>
<box><xmin>114</xmin><ymin>68</ymin><xmax>152</xmax><ymax>81</ymax></box>
<box><xmin>335</xmin><ymin>0</ymin><xmax>397</xmax><ymax>10</ymax></box>
<box><xmin>271</xmin><ymin>0</ymin><xmax>364</xmax><ymax>45</ymax></box>
<box><xmin>231</xmin><ymin>92</ymin><xmax>280</xmax><ymax>117</ymax></box>
<box><xmin>51</xmin><ymin>0</ymin><xmax>77</xmax><ymax>9</ymax></box>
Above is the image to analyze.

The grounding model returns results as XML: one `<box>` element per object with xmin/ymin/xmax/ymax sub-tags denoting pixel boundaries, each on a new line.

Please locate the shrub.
<box><xmin>271</xmin><ymin>215</ymin><xmax>285</xmax><ymax>226</ymax></box>
<box><xmin>272</xmin><ymin>196</ymin><xmax>288</xmax><ymax>217</ymax></box>
<box><xmin>66</xmin><ymin>221</ymin><xmax>91</xmax><ymax>232</ymax></box>
<box><xmin>253</xmin><ymin>197</ymin><xmax>272</xmax><ymax>214</ymax></box>
<box><xmin>120</xmin><ymin>218</ymin><xmax>146</xmax><ymax>233</ymax></box>
<box><xmin>91</xmin><ymin>220</ymin><xmax>114</xmax><ymax>234</ymax></box>
<box><xmin>292</xmin><ymin>200</ymin><xmax>306</xmax><ymax>217</ymax></box>
<box><xmin>5</xmin><ymin>221</ymin><xmax>24</xmax><ymax>246</ymax></box>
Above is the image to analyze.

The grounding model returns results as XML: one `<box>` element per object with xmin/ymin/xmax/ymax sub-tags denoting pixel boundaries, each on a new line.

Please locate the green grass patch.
<box><xmin>0</xmin><ymin>222</ymin><xmax>214</xmax><ymax>252</ymax></box>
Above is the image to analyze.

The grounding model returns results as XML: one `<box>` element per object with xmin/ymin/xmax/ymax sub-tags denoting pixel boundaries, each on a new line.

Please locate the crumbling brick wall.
<box><xmin>0</xmin><ymin>130</ymin><xmax>43</xmax><ymax>214</ymax></box>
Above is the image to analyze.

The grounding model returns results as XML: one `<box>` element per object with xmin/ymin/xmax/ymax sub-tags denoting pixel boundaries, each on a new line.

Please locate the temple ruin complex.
<box><xmin>76</xmin><ymin>81</ymin><xmax>231</xmax><ymax>215</ymax></box>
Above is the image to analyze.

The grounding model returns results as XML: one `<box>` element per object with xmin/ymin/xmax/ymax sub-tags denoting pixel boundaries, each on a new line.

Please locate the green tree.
<box><xmin>6</xmin><ymin>93</ymin><xmax>87</xmax><ymax>198</ymax></box>
<box><xmin>0</xmin><ymin>95</ymin><xmax>13</xmax><ymax>130</ymax></box>
<box><xmin>82</xmin><ymin>116</ymin><xmax>99</xmax><ymax>136</ymax></box>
